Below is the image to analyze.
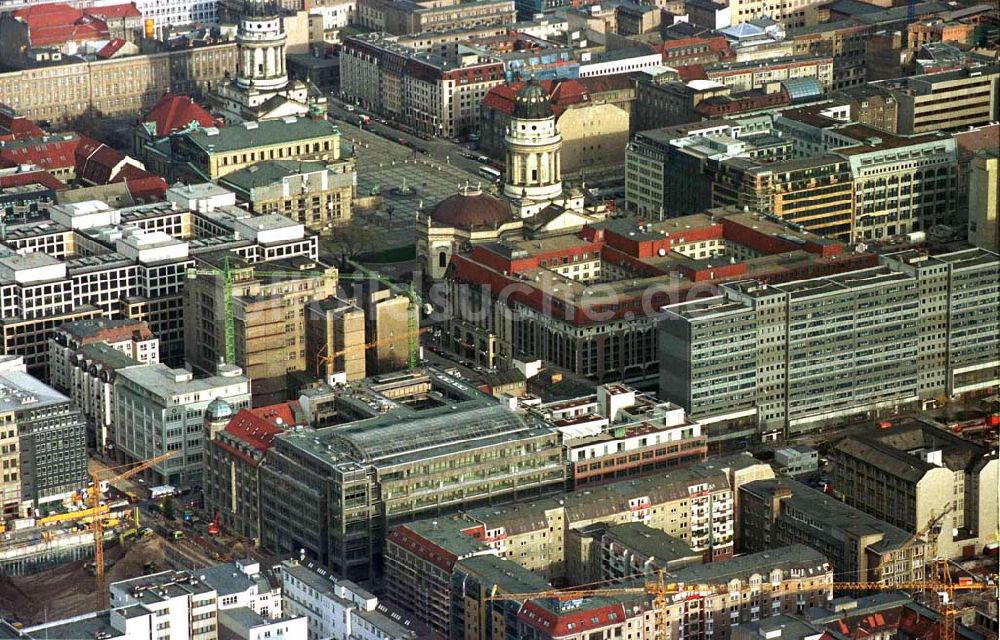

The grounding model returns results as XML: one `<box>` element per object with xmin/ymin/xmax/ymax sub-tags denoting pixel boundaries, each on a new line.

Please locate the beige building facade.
<box><xmin>0</xmin><ymin>43</ymin><xmax>237</xmax><ymax>125</ymax></box>
<box><xmin>968</xmin><ymin>151</ymin><xmax>999</xmax><ymax>252</ymax></box>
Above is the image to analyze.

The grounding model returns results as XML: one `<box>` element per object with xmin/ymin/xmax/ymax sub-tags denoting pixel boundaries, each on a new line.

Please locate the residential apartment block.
<box><xmin>833</xmin><ymin>418</ymin><xmax>998</xmax><ymax>560</ymax></box>
<box><xmin>659</xmin><ymin>248</ymin><xmax>998</xmax><ymax>442</ymax></box>
<box><xmin>340</xmin><ymin>33</ymin><xmax>505</xmax><ymax>138</ymax></box>
<box><xmin>113</xmin><ymin>363</ymin><xmax>251</xmax><ymax>485</ymax></box>
<box><xmin>279</xmin><ymin>558</ymin><xmax>431</xmax><ymax>640</ymax></box>
<box><xmin>740</xmin><ymin>479</ymin><xmax>932</xmax><ymax>584</ymax></box>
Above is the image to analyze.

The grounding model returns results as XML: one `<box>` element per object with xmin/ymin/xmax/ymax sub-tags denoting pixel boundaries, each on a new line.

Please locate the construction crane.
<box><xmin>487</xmin><ymin>564</ymin><xmax>998</xmax><ymax>640</ymax></box>
<box><xmin>345</xmin><ymin>259</ymin><xmax>425</xmax><ymax>369</ymax></box>
<box><xmin>89</xmin><ymin>451</ymin><xmax>177</xmax><ymax>607</ymax></box>
<box><xmin>186</xmin><ymin>257</ymin><xmax>422</xmax><ymax>369</ymax></box>
<box><xmin>314</xmin><ymin>327</ymin><xmax>428</xmax><ymax>377</ymax></box>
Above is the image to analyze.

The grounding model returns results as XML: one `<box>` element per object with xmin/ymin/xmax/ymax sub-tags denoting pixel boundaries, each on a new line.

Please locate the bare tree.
<box><xmin>323</xmin><ymin>220</ymin><xmax>380</xmax><ymax>269</ymax></box>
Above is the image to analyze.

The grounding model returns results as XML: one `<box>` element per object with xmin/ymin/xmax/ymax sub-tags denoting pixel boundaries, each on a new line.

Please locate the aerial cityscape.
<box><xmin>0</xmin><ymin>0</ymin><xmax>995</xmax><ymax>635</ymax></box>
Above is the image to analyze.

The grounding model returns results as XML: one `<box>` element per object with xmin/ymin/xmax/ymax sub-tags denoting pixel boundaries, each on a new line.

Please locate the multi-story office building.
<box><xmin>113</xmin><ymin>363</ymin><xmax>251</xmax><ymax>485</ymax></box>
<box><xmin>536</xmin><ymin>383</ymin><xmax>708</xmax><ymax>487</ymax></box>
<box><xmin>204</xmin><ymin>402</ymin><xmax>305</xmax><ymax>544</ymax></box>
<box><xmin>260</xmin><ymin>368</ymin><xmax>565</xmax><ymax>584</ymax></box>
<box><xmin>279</xmin><ymin>558</ymin><xmax>431</xmax><ymax>640</ymax></box>
<box><xmin>833</xmin><ymin>418</ymin><xmax>999</xmax><ymax>560</ymax></box>
<box><xmin>145</xmin><ymin>116</ymin><xmax>343</xmax><ymax>182</ymax></box>
<box><xmin>62</xmin><ymin>343</ymin><xmax>143</xmax><ymax>451</ymax></box>
<box><xmin>711</xmin><ymin>155</ymin><xmax>856</xmax><ymax>241</ymax></box>
<box><xmin>968</xmin><ymin>150</ymin><xmax>999</xmax><ymax>252</ymax></box>
<box><xmin>740</xmin><ymin>479</ymin><xmax>931</xmax><ymax>584</ymax></box>
<box><xmin>0</xmin><ymin>369</ymin><xmax>86</xmax><ymax>516</ymax></box>
<box><xmin>448</xmin><ymin>208</ymin><xmax>877</xmax><ymax>385</ymax></box>
<box><xmin>340</xmin><ymin>33</ymin><xmax>505</xmax><ymax>138</ymax></box>
<box><xmin>218</xmin><ymin>159</ymin><xmax>355</xmax><ymax>232</ymax></box>
<box><xmin>874</xmin><ymin>65</ymin><xmax>999</xmax><ymax>134</ymax></box>
<box><xmin>0</xmin><ymin>42</ymin><xmax>238</xmax><ymax>126</ymax></box>
<box><xmin>361</xmin><ymin>287</ymin><xmax>414</xmax><ymax>375</ymax></box>
<box><xmin>184</xmin><ymin>255</ymin><xmax>338</xmax><ymax>405</ymax></box>
<box><xmin>837</xmin><ymin>133</ymin><xmax>958</xmax><ymax>240</ymax></box>
<box><xmin>48</xmin><ymin>318</ymin><xmax>158</xmax><ymax>395</ymax></box>
<box><xmin>659</xmin><ymin>248</ymin><xmax>998</xmax><ymax>442</ymax></box>
<box><xmin>625</xmin><ymin>118</ymin><xmax>793</xmax><ymax>217</ymax></box>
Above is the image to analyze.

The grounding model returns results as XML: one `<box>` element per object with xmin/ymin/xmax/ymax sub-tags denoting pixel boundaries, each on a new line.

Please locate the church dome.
<box><xmin>513</xmin><ymin>78</ymin><xmax>553</xmax><ymax>120</ymax></box>
<box><xmin>430</xmin><ymin>185</ymin><xmax>514</xmax><ymax>230</ymax></box>
<box><xmin>205</xmin><ymin>398</ymin><xmax>234</xmax><ymax>422</ymax></box>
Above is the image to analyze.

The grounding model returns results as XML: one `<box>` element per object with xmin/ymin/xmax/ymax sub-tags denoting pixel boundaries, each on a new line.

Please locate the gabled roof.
<box><xmin>96</xmin><ymin>38</ymin><xmax>127</xmax><ymax>58</ymax></box>
<box><xmin>142</xmin><ymin>94</ymin><xmax>218</xmax><ymax>138</ymax></box>
<box><xmin>111</xmin><ymin>164</ymin><xmax>168</xmax><ymax>201</ymax></box>
<box><xmin>75</xmin><ymin>138</ymin><xmax>139</xmax><ymax>185</ymax></box>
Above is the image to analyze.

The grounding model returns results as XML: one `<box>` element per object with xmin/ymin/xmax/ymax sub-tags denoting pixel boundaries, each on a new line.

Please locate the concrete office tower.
<box><xmin>659</xmin><ymin>248</ymin><xmax>999</xmax><ymax>442</ymax></box>
<box><xmin>0</xmin><ymin>370</ymin><xmax>86</xmax><ymax>517</ymax></box>
<box><xmin>503</xmin><ymin>78</ymin><xmax>564</xmax><ymax>217</ymax></box>
<box><xmin>363</xmin><ymin>288</ymin><xmax>412</xmax><ymax>375</ymax></box>
<box><xmin>968</xmin><ymin>150</ymin><xmax>999</xmax><ymax>252</ymax></box>
<box><xmin>306</xmin><ymin>298</ymin><xmax>366</xmax><ymax>383</ymax></box>
<box><xmin>184</xmin><ymin>255</ymin><xmax>338</xmax><ymax>405</ymax></box>
<box><xmin>113</xmin><ymin>363</ymin><xmax>251</xmax><ymax>485</ymax></box>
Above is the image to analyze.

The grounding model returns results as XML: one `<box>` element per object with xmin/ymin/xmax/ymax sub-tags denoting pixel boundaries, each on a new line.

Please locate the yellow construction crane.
<box><xmin>487</xmin><ymin>563</ymin><xmax>998</xmax><ymax>640</ymax></box>
<box><xmin>89</xmin><ymin>451</ymin><xmax>177</xmax><ymax>607</ymax></box>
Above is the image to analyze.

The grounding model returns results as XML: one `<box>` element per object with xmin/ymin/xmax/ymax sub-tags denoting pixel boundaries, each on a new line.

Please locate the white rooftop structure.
<box><xmin>114</xmin><ymin>229</ymin><xmax>190</xmax><ymax>263</ymax></box>
<box><xmin>48</xmin><ymin>200</ymin><xmax>117</xmax><ymax>230</ymax></box>
<box><xmin>0</xmin><ymin>252</ymin><xmax>66</xmax><ymax>284</ymax></box>
<box><xmin>232</xmin><ymin>214</ymin><xmax>305</xmax><ymax>244</ymax></box>
<box><xmin>166</xmin><ymin>182</ymin><xmax>237</xmax><ymax>213</ymax></box>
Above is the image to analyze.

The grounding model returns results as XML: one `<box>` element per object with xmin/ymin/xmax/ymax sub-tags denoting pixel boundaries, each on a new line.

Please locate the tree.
<box><xmin>323</xmin><ymin>219</ymin><xmax>381</xmax><ymax>269</ymax></box>
<box><xmin>162</xmin><ymin>495</ymin><xmax>175</xmax><ymax>521</ymax></box>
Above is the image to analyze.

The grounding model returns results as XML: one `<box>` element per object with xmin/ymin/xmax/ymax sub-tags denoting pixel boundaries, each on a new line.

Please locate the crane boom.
<box><xmin>91</xmin><ymin>451</ymin><xmax>177</xmax><ymax>608</ymax></box>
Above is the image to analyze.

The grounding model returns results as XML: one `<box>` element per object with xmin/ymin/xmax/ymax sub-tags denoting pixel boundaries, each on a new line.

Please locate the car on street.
<box><xmin>345</xmin><ymin>104</ymin><xmax>355</xmax><ymax>112</ymax></box>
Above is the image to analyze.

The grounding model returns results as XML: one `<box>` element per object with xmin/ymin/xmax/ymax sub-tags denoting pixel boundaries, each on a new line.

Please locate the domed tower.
<box><xmin>503</xmin><ymin>78</ymin><xmax>563</xmax><ymax>216</ymax></box>
<box><xmin>203</xmin><ymin>398</ymin><xmax>234</xmax><ymax>443</ymax></box>
<box><xmin>236</xmin><ymin>0</ymin><xmax>288</xmax><ymax>94</ymax></box>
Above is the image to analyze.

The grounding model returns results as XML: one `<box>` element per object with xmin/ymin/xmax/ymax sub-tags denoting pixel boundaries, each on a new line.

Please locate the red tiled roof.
<box><xmin>518</xmin><ymin>601</ymin><xmax>627</xmax><ymax>636</ymax></box>
<box><xmin>111</xmin><ymin>164</ymin><xmax>168</xmax><ymax>201</ymax></box>
<box><xmin>75</xmin><ymin>137</ymin><xmax>131</xmax><ymax>185</ymax></box>
<box><xmin>13</xmin><ymin>3</ymin><xmax>108</xmax><ymax>46</ymax></box>
<box><xmin>96</xmin><ymin>37</ymin><xmax>127</xmax><ymax>58</ymax></box>
<box><xmin>0</xmin><ymin>106</ymin><xmax>45</xmax><ymax>139</ymax></box>
<box><xmin>222</xmin><ymin>405</ymin><xmax>292</xmax><ymax>453</ymax></box>
<box><xmin>0</xmin><ymin>135</ymin><xmax>82</xmax><ymax>171</ymax></box>
<box><xmin>576</xmin><ymin>74</ymin><xmax>634</xmax><ymax>93</ymax></box>
<box><xmin>676</xmin><ymin>64</ymin><xmax>709</xmax><ymax>81</ymax></box>
<box><xmin>386</xmin><ymin>526</ymin><xmax>460</xmax><ymax>573</ymax></box>
<box><xmin>142</xmin><ymin>93</ymin><xmax>218</xmax><ymax>138</ymax></box>
<box><xmin>0</xmin><ymin>169</ymin><xmax>66</xmax><ymax>191</ymax></box>
<box><xmin>483</xmin><ymin>79</ymin><xmax>590</xmax><ymax>118</ymax></box>
<box><xmin>86</xmin><ymin>3</ymin><xmax>141</xmax><ymax>19</ymax></box>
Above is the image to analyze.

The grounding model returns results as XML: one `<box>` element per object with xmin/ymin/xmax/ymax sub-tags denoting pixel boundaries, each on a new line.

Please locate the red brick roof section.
<box><xmin>518</xmin><ymin>600</ymin><xmax>628</xmax><ymax>637</ymax></box>
<box><xmin>222</xmin><ymin>407</ymin><xmax>289</xmax><ymax>453</ymax></box>
<box><xmin>143</xmin><ymin>93</ymin><xmax>218</xmax><ymax>137</ymax></box>
<box><xmin>96</xmin><ymin>38</ymin><xmax>127</xmax><ymax>58</ymax></box>
<box><xmin>86</xmin><ymin>3</ymin><xmax>142</xmax><ymax>19</ymax></box>
<box><xmin>12</xmin><ymin>3</ymin><xmax>109</xmax><ymax>46</ymax></box>
<box><xmin>483</xmin><ymin>79</ymin><xmax>591</xmax><ymax>118</ymax></box>
<box><xmin>0</xmin><ymin>105</ymin><xmax>45</xmax><ymax>139</ymax></box>
<box><xmin>0</xmin><ymin>169</ymin><xmax>66</xmax><ymax>191</ymax></box>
